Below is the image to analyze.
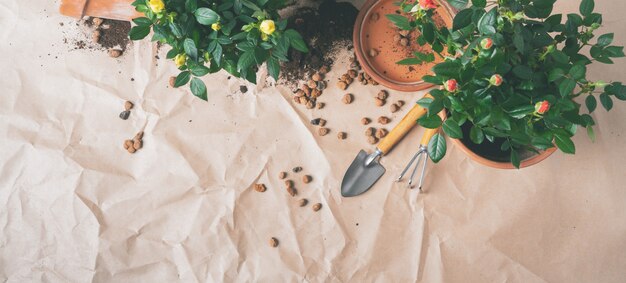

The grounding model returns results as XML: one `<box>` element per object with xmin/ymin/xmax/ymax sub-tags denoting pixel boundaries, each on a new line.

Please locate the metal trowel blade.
<box><xmin>341</xmin><ymin>150</ymin><xmax>386</xmax><ymax>197</ymax></box>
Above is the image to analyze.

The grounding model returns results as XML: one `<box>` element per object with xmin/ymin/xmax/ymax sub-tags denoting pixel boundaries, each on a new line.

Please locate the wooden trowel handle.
<box><xmin>377</xmin><ymin>94</ymin><xmax>432</xmax><ymax>155</ymax></box>
<box><xmin>60</xmin><ymin>0</ymin><xmax>143</xmax><ymax>21</ymax></box>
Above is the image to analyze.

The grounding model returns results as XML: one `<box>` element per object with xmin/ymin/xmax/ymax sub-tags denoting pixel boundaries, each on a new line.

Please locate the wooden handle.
<box><xmin>60</xmin><ymin>0</ymin><xmax>143</xmax><ymax>21</ymax></box>
<box><xmin>377</xmin><ymin>94</ymin><xmax>432</xmax><ymax>155</ymax></box>
<box><xmin>420</xmin><ymin>128</ymin><xmax>439</xmax><ymax>146</ymax></box>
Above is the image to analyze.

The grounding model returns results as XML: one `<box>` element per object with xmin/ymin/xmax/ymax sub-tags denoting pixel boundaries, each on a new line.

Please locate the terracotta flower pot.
<box><xmin>353</xmin><ymin>0</ymin><xmax>455</xmax><ymax>92</ymax></box>
<box><xmin>451</xmin><ymin>124</ymin><xmax>557</xmax><ymax>169</ymax></box>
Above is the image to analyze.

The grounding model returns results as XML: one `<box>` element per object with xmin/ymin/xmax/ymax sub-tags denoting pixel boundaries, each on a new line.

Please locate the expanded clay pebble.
<box><xmin>92</xmin><ymin>17</ymin><xmax>103</xmax><ymax>27</ymax></box>
<box><xmin>375</xmin><ymin>98</ymin><xmax>385</xmax><ymax>107</ymax></box>
<box><xmin>123</xmin><ymin>139</ymin><xmax>133</xmax><ymax>150</ymax></box>
<box><xmin>169</xmin><ymin>76</ymin><xmax>176</xmax><ymax>88</ymax></box>
<box><xmin>312</xmin><ymin>203</ymin><xmax>322</xmax><ymax>212</ymax></box>
<box><xmin>312</xmin><ymin>73</ymin><xmax>323</xmax><ymax>82</ymax></box>
<box><xmin>254</xmin><ymin>183</ymin><xmax>267</xmax><ymax>192</ymax></box>
<box><xmin>378</xmin><ymin>116</ymin><xmax>391</xmax><ymax>125</ymax></box>
<box><xmin>377</xmin><ymin>90</ymin><xmax>389</xmax><ymax>100</ymax></box>
<box><xmin>337</xmin><ymin>81</ymin><xmax>348</xmax><ymax>90</ymax></box>
<box><xmin>286</xmin><ymin>187</ymin><xmax>297</xmax><ymax>197</ymax></box>
<box><xmin>119</xmin><ymin>110</ymin><xmax>130</xmax><ymax>120</ymax></box>
<box><xmin>310</xmin><ymin>118</ymin><xmax>321</xmax><ymax>126</ymax></box>
<box><xmin>367</xmin><ymin>136</ymin><xmax>378</xmax><ymax>144</ymax></box>
<box><xmin>337</xmin><ymin>132</ymin><xmax>347</xmax><ymax>140</ymax></box>
<box><xmin>133</xmin><ymin>140</ymin><xmax>143</xmax><ymax>150</ymax></box>
<box><xmin>318</xmin><ymin>119</ymin><xmax>327</xmax><ymax>127</ymax></box>
<box><xmin>361</xmin><ymin>117</ymin><xmax>371</xmax><ymax>125</ymax></box>
<box><xmin>298</xmin><ymin>199</ymin><xmax>308</xmax><ymax>207</ymax></box>
<box><xmin>270</xmin><ymin>237</ymin><xmax>279</xmax><ymax>247</ymax></box>
<box><xmin>279</xmin><ymin>172</ymin><xmax>287</xmax><ymax>179</ymax></box>
<box><xmin>92</xmin><ymin>30</ymin><xmax>101</xmax><ymax>44</ymax></box>
<box><xmin>318</xmin><ymin>127</ymin><xmax>329</xmax><ymax>136</ymax></box>
<box><xmin>365</xmin><ymin>127</ymin><xmax>375</xmax><ymax>137</ymax></box>
<box><xmin>302</xmin><ymin>175</ymin><xmax>312</xmax><ymax>183</ymax></box>
<box><xmin>307</xmin><ymin>80</ymin><xmax>317</xmax><ymax>89</ymax></box>
<box><xmin>370</xmin><ymin>13</ymin><xmax>380</xmax><ymax>21</ymax></box>
<box><xmin>108</xmin><ymin>49</ymin><xmax>122</xmax><ymax>58</ymax></box>
<box><xmin>342</xmin><ymin>93</ymin><xmax>353</xmax><ymax>104</ymax></box>
<box><xmin>348</xmin><ymin>70</ymin><xmax>358</xmax><ymax>78</ymax></box>
<box><xmin>319</xmin><ymin>65</ymin><xmax>330</xmax><ymax>75</ymax></box>
<box><xmin>317</xmin><ymin>81</ymin><xmax>327</xmax><ymax>90</ymax></box>
<box><xmin>311</xmin><ymin>89</ymin><xmax>321</xmax><ymax>98</ymax></box>
<box><xmin>124</xmin><ymin>101</ymin><xmax>134</xmax><ymax>111</ymax></box>
<box><xmin>134</xmin><ymin>131</ymin><xmax>144</xmax><ymax>141</ymax></box>
<box><xmin>397</xmin><ymin>100</ymin><xmax>405</xmax><ymax>107</ymax></box>
<box><xmin>285</xmin><ymin>180</ymin><xmax>294</xmax><ymax>188</ymax></box>
<box><xmin>292</xmin><ymin>166</ymin><xmax>303</xmax><ymax>173</ymax></box>
<box><xmin>390</xmin><ymin>103</ymin><xmax>400</xmax><ymax>113</ymax></box>
<box><xmin>317</xmin><ymin>102</ymin><xmax>325</xmax><ymax>109</ymax></box>
<box><xmin>306</xmin><ymin>101</ymin><xmax>314</xmax><ymax>109</ymax></box>
<box><xmin>375</xmin><ymin>128</ymin><xmax>388</xmax><ymax>139</ymax></box>
<box><xmin>400</xmin><ymin>38</ymin><xmax>409</xmax><ymax>47</ymax></box>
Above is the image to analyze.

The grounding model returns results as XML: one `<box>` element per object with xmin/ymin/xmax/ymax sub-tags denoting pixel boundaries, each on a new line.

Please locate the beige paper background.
<box><xmin>1</xmin><ymin>0</ymin><xmax>626</xmax><ymax>282</ymax></box>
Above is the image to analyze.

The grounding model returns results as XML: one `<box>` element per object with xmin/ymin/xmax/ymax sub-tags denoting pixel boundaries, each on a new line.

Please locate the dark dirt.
<box><xmin>96</xmin><ymin>18</ymin><xmax>131</xmax><ymax>51</ymax></box>
<box><xmin>460</xmin><ymin>123</ymin><xmax>535</xmax><ymax>163</ymax></box>
<box><xmin>280</xmin><ymin>0</ymin><xmax>358</xmax><ymax>88</ymax></box>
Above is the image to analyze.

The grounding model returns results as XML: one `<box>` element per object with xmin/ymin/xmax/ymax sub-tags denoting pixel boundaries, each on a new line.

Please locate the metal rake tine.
<box><xmin>408</xmin><ymin>150</ymin><xmax>426</xmax><ymax>188</ymax></box>
<box><xmin>417</xmin><ymin>152</ymin><xmax>429</xmax><ymax>192</ymax></box>
<box><xmin>396</xmin><ymin>150</ymin><xmax>421</xmax><ymax>182</ymax></box>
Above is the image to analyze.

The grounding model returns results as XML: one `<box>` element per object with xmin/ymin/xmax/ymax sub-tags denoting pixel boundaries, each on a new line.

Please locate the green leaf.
<box><xmin>559</xmin><ymin>78</ymin><xmax>577</xmax><ymax>97</ymax></box>
<box><xmin>599</xmin><ymin>92</ymin><xmax>613</xmax><ymax>111</ymax></box>
<box><xmin>195</xmin><ymin>8</ymin><xmax>220</xmax><ymax>25</ymax></box>
<box><xmin>587</xmin><ymin>126</ymin><xmax>596</xmax><ymax>142</ymax></box>
<box><xmin>569</xmin><ymin>64</ymin><xmax>586</xmax><ymax>80</ymax></box>
<box><xmin>183</xmin><ymin>38</ymin><xmax>198</xmax><ymax>61</ymax></box>
<box><xmin>597</xmin><ymin>33</ymin><xmax>614</xmax><ymax>47</ymax></box>
<box><xmin>513</xmin><ymin>24</ymin><xmax>525</xmax><ymax>53</ymax></box>
<box><xmin>418</xmin><ymin>115</ymin><xmax>443</xmax><ymax>129</ymax></box>
<box><xmin>397</xmin><ymin>58</ymin><xmax>424</xmax><ymax>65</ymax></box>
<box><xmin>605</xmin><ymin>46</ymin><xmax>625</xmax><ymax>58</ymax></box>
<box><xmin>417</xmin><ymin>97</ymin><xmax>433</xmax><ymax>109</ymax></box>
<box><xmin>510</xmin><ymin>149</ymin><xmax>520</xmax><ymax>169</ymax></box>
<box><xmin>190</xmin><ymin>78</ymin><xmax>207</xmax><ymax>100</ymax></box>
<box><xmin>447</xmin><ymin>0</ymin><xmax>469</xmax><ymax>10</ymax></box>
<box><xmin>428</xmin><ymin>133</ymin><xmax>447</xmax><ymax>163</ymax></box>
<box><xmin>472</xmin><ymin>0</ymin><xmax>486</xmax><ymax>8</ymax></box>
<box><xmin>585</xmin><ymin>95</ymin><xmax>597</xmax><ymax>113</ymax></box>
<box><xmin>174</xmin><ymin>71</ymin><xmax>191</xmax><ymax>88</ymax></box>
<box><xmin>267</xmin><ymin>57</ymin><xmax>280</xmax><ymax>80</ymax></box>
<box><xmin>508</xmin><ymin>105</ymin><xmax>535</xmax><ymax>119</ymax></box>
<box><xmin>513</xmin><ymin>65</ymin><xmax>533</xmax><ymax>80</ymax></box>
<box><xmin>580</xmin><ymin>0</ymin><xmax>595</xmax><ymax>16</ymax></box>
<box><xmin>477</xmin><ymin>8</ymin><xmax>497</xmax><ymax>35</ymax></box>
<box><xmin>213</xmin><ymin>44</ymin><xmax>223</xmax><ymax>66</ymax></box>
<box><xmin>532</xmin><ymin>137</ymin><xmax>554</xmax><ymax>150</ymax></box>
<box><xmin>385</xmin><ymin>14</ymin><xmax>411</xmax><ymax>30</ymax></box>
<box><xmin>422</xmin><ymin>23</ymin><xmax>435</xmax><ymax>44</ymax></box>
<box><xmin>129</xmin><ymin>25</ymin><xmax>151</xmax><ymax>40</ymax></box>
<box><xmin>442</xmin><ymin>120</ymin><xmax>463</xmax><ymax>139</ymax></box>
<box><xmin>433</xmin><ymin>61</ymin><xmax>461</xmax><ymax>77</ymax></box>
<box><xmin>132</xmin><ymin>17</ymin><xmax>152</xmax><ymax>26</ymax></box>
<box><xmin>189</xmin><ymin>64</ymin><xmax>210</xmax><ymax>76</ymax></box>
<box><xmin>284</xmin><ymin>29</ymin><xmax>309</xmax><ymax>53</ymax></box>
<box><xmin>554</xmin><ymin>134</ymin><xmax>576</xmax><ymax>154</ymax></box>
<box><xmin>427</xmin><ymin>98</ymin><xmax>444</xmax><ymax>116</ymax></box>
<box><xmin>470</xmin><ymin>125</ymin><xmax>484</xmax><ymax>144</ymax></box>
<box><xmin>453</xmin><ymin>9</ymin><xmax>473</xmax><ymax>31</ymax></box>
<box><xmin>548</xmin><ymin>68</ymin><xmax>564</xmax><ymax>82</ymax></box>
<box><xmin>237</xmin><ymin>51</ymin><xmax>255</xmax><ymax>72</ymax></box>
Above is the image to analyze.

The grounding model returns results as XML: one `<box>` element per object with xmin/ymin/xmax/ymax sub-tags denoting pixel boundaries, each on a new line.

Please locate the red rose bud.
<box><xmin>535</xmin><ymin>101</ymin><xmax>550</xmax><ymax>115</ymax></box>
<box><xmin>490</xmin><ymin>74</ymin><xmax>503</xmax><ymax>86</ymax></box>
<box><xmin>444</xmin><ymin>79</ymin><xmax>458</xmax><ymax>92</ymax></box>
<box><xmin>481</xmin><ymin>38</ymin><xmax>493</xmax><ymax>49</ymax></box>
<box><xmin>419</xmin><ymin>0</ymin><xmax>438</xmax><ymax>10</ymax></box>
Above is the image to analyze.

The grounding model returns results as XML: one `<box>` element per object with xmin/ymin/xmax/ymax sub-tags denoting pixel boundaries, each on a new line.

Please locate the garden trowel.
<box><xmin>341</xmin><ymin>94</ymin><xmax>431</xmax><ymax>197</ymax></box>
<box><xmin>60</xmin><ymin>0</ymin><xmax>142</xmax><ymax>21</ymax></box>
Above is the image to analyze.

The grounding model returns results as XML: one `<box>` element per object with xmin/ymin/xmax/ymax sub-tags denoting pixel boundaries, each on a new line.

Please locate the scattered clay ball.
<box><xmin>319</xmin><ymin>65</ymin><xmax>330</xmax><ymax>74</ymax></box>
<box><xmin>369</xmin><ymin>49</ymin><xmax>378</xmax><ymax>57</ymax></box>
<box><xmin>371</xmin><ymin>13</ymin><xmax>380</xmax><ymax>21</ymax></box>
<box><xmin>293</xmin><ymin>166</ymin><xmax>303</xmax><ymax>173</ymax></box>
<box><xmin>306</xmin><ymin>101</ymin><xmax>314</xmax><ymax>109</ymax></box>
<box><xmin>337</xmin><ymin>81</ymin><xmax>348</xmax><ymax>90</ymax></box>
<box><xmin>367</xmin><ymin>136</ymin><xmax>378</xmax><ymax>145</ymax></box>
<box><xmin>124</xmin><ymin>101</ymin><xmax>134</xmax><ymax>111</ymax></box>
<box><xmin>134</xmin><ymin>131</ymin><xmax>144</xmax><ymax>141</ymax></box>
<box><xmin>123</xmin><ymin>139</ymin><xmax>133</xmax><ymax>150</ymax></box>
<box><xmin>342</xmin><ymin>93</ymin><xmax>353</xmax><ymax>104</ymax></box>
<box><xmin>311</xmin><ymin>89</ymin><xmax>321</xmax><ymax>98</ymax></box>
<box><xmin>393</xmin><ymin>34</ymin><xmax>402</xmax><ymax>43</ymax></box>
<box><xmin>348</xmin><ymin>70</ymin><xmax>358</xmax><ymax>78</ymax></box>
<box><xmin>316</xmin><ymin>102</ymin><xmax>325</xmax><ymax>109</ymax></box>
<box><xmin>312</xmin><ymin>73</ymin><xmax>323</xmax><ymax>82</ymax></box>
<box><xmin>311</xmin><ymin>118</ymin><xmax>321</xmax><ymax>125</ymax></box>
<box><xmin>365</xmin><ymin>127</ymin><xmax>375</xmax><ymax>137</ymax></box>
<box><xmin>378</xmin><ymin>116</ymin><xmax>391</xmax><ymax>125</ymax></box>
<box><xmin>254</xmin><ymin>183</ymin><xmax>267</xmax><ymax>192</ymax></box>
<box><xmin>285</xmin><ymin>180</ymin><xmax>294</xmax><ymax>188</ymax></box>
<box><xmin>128</xmin><ymin>146</ymin><xmax>137</xmax><ymax>154</ymax></box>
<box><xmin>307</xmin><ymin>80</ymin><xmax>317</xmax><ymax>89</ymax></box>
<box><xmin>377</xmin><ymin>90</ymin><xmax>389</xmax><ymax>100</ymax></box>
<box><xmin>375</xmin><ymin>128</ymin><xmax>388</xmax><ymax>139</ymax></box>
<box><xmin>337</xmin><ymin>132</ymin><xmax>347</xmax><ymax>140</ymax></box>
<box><xmin>119</xmin><ymin>110</ymin><xmax>130</xmax><ymax>120</ymax></box>
<box><xmin>312</xmin><ymin>203</ymin><xmax>322</xmax><ymax>212</ymax></box>
<box><xmin>293</xmin><ymin>96</ymin><xmax>302</xmax><ymax>104</ymax></box>
<box><xmin>92</xmin><ymin>17</ymin><xmax>103</xmax><ymax>27</ymax></box>
<box><xmin>270</xmin><ymin>237</ymin><xmax>279</xmax><ymax>247</ymax></box>
<box><xmin>345</xmin><ymin>77</ymin><xmax>354</xmax><ymax>84</ymax></box>
<box><xmin>361</xmin><ymin>117</ymin><xmax>371</xmax><ymax>125</ymax></box>
<box><xmin>375</xmin><ymin>98</ymin><xmax>385</xmax><ymax>107</ymax></box>
<box><xmin>357</xmin><ymin>73</ymin><xmax>365</xmax><ymax>82</ymax></box>
<box><xmin>340</xmin><ymin>74</ymin><xmax>350</xmax><ymax>82</ymax></box>
<box><xmin>92</xmin><ymin>30</ymin><xmax>101</xmax><ymax>44</ymax></box>
<box><xmin>371</xmin><ymin>79</ymin><xmax>379</xmax><ymax>86</ymax></box>
<box><xmin>318</xmin><ymin>127</ymin><xmax>329</xmax><ymax>136</ymax></box>
<box><xmin>318</xmin><ymin>119</ymin><xmax>327</xmax><ymax>127</ymax></box>
<box><xmin>302</xmin><ymin>175</ymin><xmax>312</xmax><ymax>184</ymax></box>
<box><xmin>399</xmin><ymin>30</ymin><xmax>410</xmax><ymax>37</ymax></box>
<box><xmin>400</xmin><ymin>38</ymin><xmax>409</xmax><ymax>47</ymax></box>
<box><xmin>169</xmin><ymin>76</ymin><xmax>176</xmax><ymax>88</ymax></box>
<box><xmin>133</xmin><ymin>140</ymin><xmax>142</xmax><ymax>150</ymax></box>
<box><xmin>298</xmin><ymin>199</ymin><xmax>308</xmax><ymax>207</ymax></box>
<box><xmin>390</xmin><ymin>103</ymin><xmax>400</xmax><ymax>113</ymax></box>
<box><xmin>317</xmin><ymin>81</ymin><xmax>327</xmax><ymax>90</ymax></box>
<box><xmin>397</xmin><ymin>100</ymin><xmax>405</xmax><ymax>107</ymax></box>
<box><xmin>287</xmin><ymin>187</ymin><xmax>297</xmax><ymax>197</ymax></box>
<box><xmin>108</xmin><ymin>49</ymin><xmax>122</xmax><ymax>58</ymax></box>
<box><xmin>279</xmin><ymin>172</ymin><xmax>287</xmax><ymax>179</ymax></box>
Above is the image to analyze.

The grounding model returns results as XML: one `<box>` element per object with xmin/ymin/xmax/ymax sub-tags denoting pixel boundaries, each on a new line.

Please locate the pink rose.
<box><xmin>535</xmin><ymin>101</ymin><xmax>550</xmax><ymax>115</ymax></box>
<box><xmin>444</xmin><ymin>79</ymin><xmax>458</xmax><ymax>92</ymax></box>
<box><xmin>490</xmin><ymin>74</ymin><xmax>503</xmax><ymax>86</ymax></box>
<box><xmin>419</xmin><ymin>0</ymin><xmax>438</xmax><ymax>10</ymax></box>
<box><xmin>481</xmin><ymin>38</ymin><xmax>493</xmax><ymax>49</ymax></box>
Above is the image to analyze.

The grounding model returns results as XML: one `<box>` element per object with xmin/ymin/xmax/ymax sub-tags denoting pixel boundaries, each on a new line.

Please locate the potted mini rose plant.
<box><xmin>390</xmin><ymin>0</ymin><xmax>625</xmax><ymax>168</ymax></box>
<box><xmin>129</xmin><ymin>0</ymin><xmax>308</xmax><ymax>100</ymax></box>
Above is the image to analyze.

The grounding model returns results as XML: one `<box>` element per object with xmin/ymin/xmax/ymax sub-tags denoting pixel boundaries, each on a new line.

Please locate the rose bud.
<box><xmin>481</xmin><ymin>38</ymin><xmax>493</xmax><ymax>49</ymax></box>
<box><xmin>419</xmin><ymin>0</ymin><xmax>438</xmax><ymax>10</ymax></box>
<box><xmin>490</xmin><ymin>74</ymin><xmax>503</xmax><ymax>86</ymax></box>
<box><xmin>535</xmin><ymin>101</ymin><xmax>550</xmax><ymax>115</ymax></box>
<box><xmin>444</xmin><ymin>79</ymin><xmax>458</xmax><ymax>92</ymax></box>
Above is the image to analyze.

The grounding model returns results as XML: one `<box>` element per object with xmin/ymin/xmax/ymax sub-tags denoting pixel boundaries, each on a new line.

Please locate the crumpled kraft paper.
<box><xmin>1</xmin><ymin>0</ymin><xmax>626</xmax><ymax>282</ymax></box>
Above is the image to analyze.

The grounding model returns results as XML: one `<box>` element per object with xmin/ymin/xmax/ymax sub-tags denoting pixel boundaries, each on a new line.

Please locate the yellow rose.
<box><xmin>174</xmin><ymin>54</ymin><xmax>187</xmax><ymax>68</ymax></box>
<box><xmin>261</xmin><ymin>33</ymin><xmax>269</xmax><ymax>41</ymax></box>
<box><xmin>148</xmin><ymin>0</ymin><xmax>165</xmax><ymax>14</ymax></box>
<box><xmin>259</xmin><ymin>20</ymin><xmax>275</xmax><ymax>35</ymax></box>
<box><xmin>211</xmin><ymin>23</ymin><xmax>221</xmax><ymax>31</ymax></box>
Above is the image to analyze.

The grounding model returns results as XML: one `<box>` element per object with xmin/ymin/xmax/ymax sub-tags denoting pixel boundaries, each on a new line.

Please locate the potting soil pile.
<box><xmin>2</xmin><ymin>0</ymin><xmax>626</xmax><ymax>282</ymax></box>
